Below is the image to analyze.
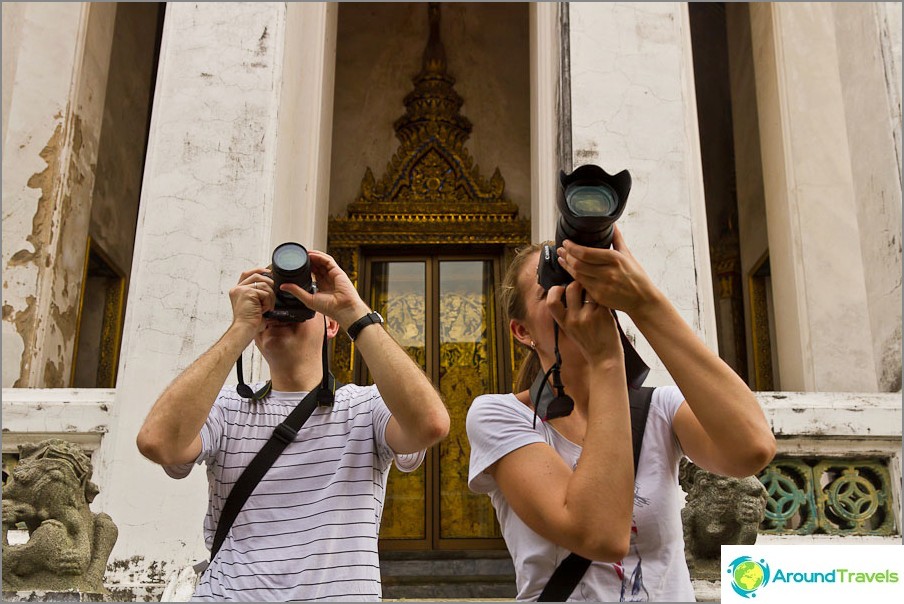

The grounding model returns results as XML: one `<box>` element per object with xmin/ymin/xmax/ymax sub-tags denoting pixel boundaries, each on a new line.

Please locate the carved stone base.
<box><xmin>3</xmin><ymin>591</ymin><xmax>108</xmax><ymax>602</ymax></box>
<box><xmin>689</xmin><ymin>558</ymin><xmax>723</xmax><ymax>581</ymax></box>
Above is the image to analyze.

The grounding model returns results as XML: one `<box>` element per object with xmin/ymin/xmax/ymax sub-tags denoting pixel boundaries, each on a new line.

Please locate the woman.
<box><xmin>466</xmin><ymin>227</ymin><xmax>775</xmax><ymax>601</ymax></box>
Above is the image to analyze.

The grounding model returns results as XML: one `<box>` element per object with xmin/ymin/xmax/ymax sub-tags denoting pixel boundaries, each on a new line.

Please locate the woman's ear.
<box><xmin>510</xmin><ymin>319</ymin><xmax>533</xmax><ymax>349</ymax></box>
<box><xmin>325</xmin><ymin>316</ymin><xmax>340</xmax><ymax>339</ymax></box>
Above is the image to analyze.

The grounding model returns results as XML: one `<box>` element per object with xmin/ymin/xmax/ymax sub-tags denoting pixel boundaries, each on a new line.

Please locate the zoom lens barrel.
<box><xmin>266</xmin><ymin>242</ymin><xmax>315</xmax><ymax>322</ymax></box>
<box><xmin>537</xmin><ymin>164</ymin><xmax>632</xmax><ymax>290</ymax></box>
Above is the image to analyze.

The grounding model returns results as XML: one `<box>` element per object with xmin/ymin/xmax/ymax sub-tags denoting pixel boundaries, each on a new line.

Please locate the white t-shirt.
<box><xmin>165</xmin><ymin>383</ymin><xmax>424</xmax><ymax>602</ymax></box>
<box><xmin>466</xmin><ymin>386</ymin><xmax>694</xmax><ymax>602</ymax></box>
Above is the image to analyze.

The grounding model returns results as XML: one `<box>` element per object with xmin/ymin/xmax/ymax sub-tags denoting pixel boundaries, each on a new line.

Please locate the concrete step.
<box><xmin>380</xmin><ymin>551</ymin><xmax>517</xmax><ymax>600</ymax></box>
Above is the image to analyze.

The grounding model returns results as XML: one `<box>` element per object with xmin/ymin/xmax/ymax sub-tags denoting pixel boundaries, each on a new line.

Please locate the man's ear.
<box><xmin>325</xmin><ymin>316</ymin><xmax>340</xmax><ymax>339</ymax></box>
<box><xmin>510</xmin><ymin>319</ymin><xmax>533</xmax><ymax>349</ymax></box>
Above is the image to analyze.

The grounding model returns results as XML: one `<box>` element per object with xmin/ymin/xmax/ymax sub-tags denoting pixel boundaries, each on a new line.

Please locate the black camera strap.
<box><xmin>209</xmin><ymin>386</ymin><xmax>321</xmax><ymax>562</ymax></box>
<box><xmin>533</xmin><ymin>384</ymin><xmax>654</xmax><ymax>602</ymax></box>
<box><xmin>214</xmin><ymin>321</ymin><xmax>338</xmax><ymax>562</ymax></box>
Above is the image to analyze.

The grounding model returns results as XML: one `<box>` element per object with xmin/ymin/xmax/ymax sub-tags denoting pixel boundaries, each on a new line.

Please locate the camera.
<box><xmin>264</xmin><ymin>242</ymin><xmax>315</xmax><ymax>322</ymax></box>
<box><xmin>536</xmin><ymin>163</ymin><xmax>631</xmax><ymax>290</ymax></box>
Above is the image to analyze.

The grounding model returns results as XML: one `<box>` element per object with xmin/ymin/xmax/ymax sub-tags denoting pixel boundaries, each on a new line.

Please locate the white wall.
<box><xmin>567</xmin><ymin>2</ymin><xmax>716</xmax><ymax>385</ymax></box>
<box><xmin>96</xmin><ymin>2</ymin><xmax>288</xmax><ymax>585</ymax></box>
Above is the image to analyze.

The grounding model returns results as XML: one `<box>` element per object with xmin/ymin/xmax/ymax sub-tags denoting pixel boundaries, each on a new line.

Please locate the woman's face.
<box><xmin>514</xmin><ymin>251</ymin><xmax>585</xmax><ymax>369</ymax></box>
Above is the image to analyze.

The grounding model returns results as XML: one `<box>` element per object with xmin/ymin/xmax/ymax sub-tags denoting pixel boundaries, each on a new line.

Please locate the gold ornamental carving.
<box><xmin>328</xmin><ymin>2</ymin><xmax>529</xmax><ymax>384</ymax></box>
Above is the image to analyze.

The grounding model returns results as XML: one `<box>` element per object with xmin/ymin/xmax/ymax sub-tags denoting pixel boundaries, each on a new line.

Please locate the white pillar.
<box><xmin>1</xmin><ymin>2</ymin><xmax>116</xmax><ymax>388</ymax></box>
<box><xmin>529</xmin><ymin>2</ymin><xmax>560</xmax><ymax>243</ymax></box>
<box><xmin>271</xmin><ymin>2</ymin><xmax>337</xmax><ymax>252</ymax></box>
<box><xmin>95</xmin><ymin>2</ymin><xmax>289</xmax><ymax>583</ymax></box>
<box><xmin>749</xmin><ymin>2</ymin><xmax>879</xmax><ymax>392</ymax></box>
<box><xmin>567</xmin><ymin>2</ymin><xmax>716</xmax><ymax>385</ymax></box>
<box><xmin>833</xmin><ymin>2</ymin><xmax>903</xmax><ymax>392</ymax></box>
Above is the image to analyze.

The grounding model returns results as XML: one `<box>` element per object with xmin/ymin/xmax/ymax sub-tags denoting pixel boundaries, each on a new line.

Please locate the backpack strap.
<box><xmin>537</xmin><ymin>386</ymin><xmax>655</xmax><ymax>602</ymax></box>
<box><xmin>210</xmin><ymin>385</ymin><xmax>324</xmax><ymax>562</ymax></box>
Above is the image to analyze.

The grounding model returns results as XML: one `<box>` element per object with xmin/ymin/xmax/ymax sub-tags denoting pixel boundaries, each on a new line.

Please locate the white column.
<box><xmin>1</xmin><ymin>2</ymin><xmax>116</xmax><ymax>388</ymax></box>
<box><xmin>833</xmin><ymin>2</ymin><xmax>903</xmax><ymax>392</ymax></box>
<box><xmin>271</xmin><ymin>3</ymin><xmax>337</xmax><ymax>253</ymax></box>
<box><xmin>529</xmin><ymin>2</ymin><xmax>560</xmax><ymax>243</ymax></box>
<box><xmin>95</xmin><ymin>2</ymin><xmax>289</xmax><ymax>583</ymax></box>
<box><xmin>749</xmin><ymin>2</ymin><xmax>878</xmax><ymax>392</ymax></box>
<box><xmin>567</xmin><ymin>2</ymin><xmax>716</xmax><ymax>385</ymax></box>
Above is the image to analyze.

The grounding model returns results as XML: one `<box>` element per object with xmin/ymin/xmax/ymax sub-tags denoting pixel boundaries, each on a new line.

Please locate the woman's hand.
<box><xmin>546</xmin><ymin>280</ymin><xmax>623</xmax><ymax>365</ymax></box>
<box><xmin>556</xmin><ymin>226</ymin><xmax>664</xmax><ymax>319</ymax></box>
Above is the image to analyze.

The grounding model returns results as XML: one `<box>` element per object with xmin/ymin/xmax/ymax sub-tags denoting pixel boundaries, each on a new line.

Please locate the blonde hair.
<box><xmin>500</xmin><ymin>243</ymin><xmax>548</xmax><ymax>393</ymax></box>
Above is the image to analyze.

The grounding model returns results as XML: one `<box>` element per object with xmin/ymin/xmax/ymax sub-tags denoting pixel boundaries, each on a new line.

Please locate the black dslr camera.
<box><xmin>529</xmin><ymin>163</ymin><xmax>647</xmax><ymax>423</ymax></box>
<box><xmin>537</xmin><ymin>163</ymin><xmax>631</xmax><ymax>290</ymax></box>
<box><xmin>264</xmin><ymin>242</ymin><xmax>316</xmax><ymax>322</ymax></box>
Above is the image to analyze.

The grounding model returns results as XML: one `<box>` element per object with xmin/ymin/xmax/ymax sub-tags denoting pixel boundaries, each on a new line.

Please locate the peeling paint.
<box><xmin>574</xmin><ymin>140</ymin><xmax>599</xmax><ymax>161</ymax></box>
<box><xmin>43</xmin><ymin>358</ymin><xmax>63</xmax><ymax>387</ymax></box>
<box><xmin>11</xmin><ymin>123</ymin><xmax>64</xmax><ymax>269</ymax></box>
<box><xmin>256</xmin><ymin>25</ymin><xmax>269</xmax><ymax>55</ymax></box>
<box><xmin>9</xmin><ymin>296</ymin><xmax>37</xmax><ymax>388</ymax></box>
<box><xmin>50</xmin><ymin>299</ymin><xmax>78</xmax><ymax>344</ymax></box>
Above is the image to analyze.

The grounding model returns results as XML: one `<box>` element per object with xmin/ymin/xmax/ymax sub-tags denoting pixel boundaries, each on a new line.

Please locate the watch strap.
<box><xmin>347</xmin><ymin>311</ymin><xmax>384</xmax><ymax>341</ymax></box>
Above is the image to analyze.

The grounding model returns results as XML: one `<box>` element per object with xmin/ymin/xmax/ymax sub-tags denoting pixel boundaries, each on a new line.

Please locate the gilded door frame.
<box><xmin>328</xmin><ymin>214</ymin><xmax>528</xmax><ymax>550</ymax></box>
<box><xmin>357</xmin><ymin>249</ymin><xmax>511</xmax><ymax>550</ymax></box>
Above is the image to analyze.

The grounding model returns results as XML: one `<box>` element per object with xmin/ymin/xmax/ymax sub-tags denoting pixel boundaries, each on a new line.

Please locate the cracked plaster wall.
<box><xmin>2</xmin><ymin>3</ymin><xmax>116</xmax><ymax>388</ymax></box>
<box><xmin>568</xmin><ymin>2</ymin><xmax>715</xmax><ymax>386</ymax></box>
<box><xmin>833</xmin><ymin>3</ymin><xmax>903</xmax><ymax>392</ymax></box>
<box><xmin>92</xmin><ymin>2</ymin><xmax>289</xmax><ymax>585</ymax></box>
<box><xmin>749</xmin><ymin>3</ymin><xmax>879</xmax><ymax>392</ymax></box>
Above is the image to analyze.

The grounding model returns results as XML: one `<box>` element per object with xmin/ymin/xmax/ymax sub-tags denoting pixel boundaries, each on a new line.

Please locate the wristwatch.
<box><xmin>346</xmin><ymin>311</ymin><xmax>384</xmax><ymax>341</ymax></box>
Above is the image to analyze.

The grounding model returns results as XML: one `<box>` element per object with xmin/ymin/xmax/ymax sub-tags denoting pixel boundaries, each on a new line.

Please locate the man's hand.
<box><xmin>229</xmin><ymin>268</ymin><xmax>276</xmax><ymax>336</ymax></box>
<box><xmin>277</xmin><ymin>251</ymin><xmax>370</xmax><ymax>329</ymax></box>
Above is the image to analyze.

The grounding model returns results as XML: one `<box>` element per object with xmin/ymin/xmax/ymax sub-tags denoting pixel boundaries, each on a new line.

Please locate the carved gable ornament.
<box><xmin>328</xmin><ymin>3</ymin><xmax>529</xmax><ymax>384</ymax></box>
<box><xmin>329</xmin><ymin>3</ymin><xmax>528</xmax><ymax>249</ymax></box>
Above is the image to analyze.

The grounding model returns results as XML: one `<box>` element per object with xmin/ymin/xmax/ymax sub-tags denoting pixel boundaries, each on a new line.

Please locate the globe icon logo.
<box><xmin>727</xmin><ymin>556</ymin><xmax>771</xmax><ymax>598</ymax></box>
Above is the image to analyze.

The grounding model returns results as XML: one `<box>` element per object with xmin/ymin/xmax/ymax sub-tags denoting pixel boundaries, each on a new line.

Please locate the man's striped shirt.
<box><xmin>165</xmin><ymin>383</ymin><xmax>424</xmax><ymax>601</ymax></box>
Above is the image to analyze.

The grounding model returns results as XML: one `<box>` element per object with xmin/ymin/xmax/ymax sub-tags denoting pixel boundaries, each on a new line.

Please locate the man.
<box><xmin>137</xmin><ymin>248</ymin><xmax>449</xmax><ymax>601</ymax></box>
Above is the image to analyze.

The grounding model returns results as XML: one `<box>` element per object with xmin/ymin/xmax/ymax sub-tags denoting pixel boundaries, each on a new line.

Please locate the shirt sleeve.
<box><xmin>162</xmin><ymin>388</ymin><xmax>229</xmax><ymax>479</ymax></box>
<box><xmin>466</xmin><ymin>394</ymin><xmax>547</xmax><ymax>495</ymax></box>
<box><xmin>651</xmin><ymin>384</ymin><xmax>686</xmax><ymax>458</ymax></box>
<box><xmin>370</xmin><ymin>385</ymin><xmax>426</xmax><ymax>473</ymax></box>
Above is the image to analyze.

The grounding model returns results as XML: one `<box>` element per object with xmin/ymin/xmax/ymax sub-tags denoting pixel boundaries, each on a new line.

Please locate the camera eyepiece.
<box><xmin>537</xmin><ymin>164</ymin><xmax>631</xmax><ymax>290</ymax></box>
<box><xmin>265</xmin><ymin>242</ymin><xmax>315</xmax><ymax>322</ymax></box>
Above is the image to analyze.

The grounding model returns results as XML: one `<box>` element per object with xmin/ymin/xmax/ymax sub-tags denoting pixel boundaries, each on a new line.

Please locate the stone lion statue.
<box><xmin>679</xmin><ymin>458</ymin><xmax>767</xmax><ymax>579</ymax></box>
<box><xmin>2</xmin><ymin>439</ymin><xmax>118</xmax><ymax>594</ymax></box>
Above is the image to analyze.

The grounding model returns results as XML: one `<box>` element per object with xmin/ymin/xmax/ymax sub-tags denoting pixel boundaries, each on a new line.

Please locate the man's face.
<box><xmin>254</xmin><ymin>315</ymin><xmax>323</xmax><ymax>361</ymax></box>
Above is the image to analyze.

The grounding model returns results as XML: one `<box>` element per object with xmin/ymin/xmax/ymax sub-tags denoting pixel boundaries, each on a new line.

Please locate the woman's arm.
<box><xmin>557</xmin><ymin>228</ymin><xmax>776</xmax><ymax>477</ymax></box>
<box><xmin>488</xmin><ymin>283</ymin><xmax>635</xmax><ymax>561</ymax></box>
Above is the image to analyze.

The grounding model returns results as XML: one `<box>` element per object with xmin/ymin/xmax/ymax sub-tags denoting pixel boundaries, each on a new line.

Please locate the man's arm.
<box><xmin>280</xmin><ymin>251</ymin><xmax>450</xmax><ymax>454</ymax></box>
<box><xmin>352</xmin><ymin>320</ymin><xmax>450</xmax><ymax>454</ymax></box>
<box><xmin>136</xmin><ymin>268</ymin><xmax>274</xmax><ymax>466</ymax></box>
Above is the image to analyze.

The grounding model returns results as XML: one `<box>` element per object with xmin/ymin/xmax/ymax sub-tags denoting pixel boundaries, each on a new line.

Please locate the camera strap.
<box><xmin>235</xmin><ymin>317</ymin><xmax>336</xmax><ymax>406</ymax></box>
<box><xmin>534</xmin><ymin>384</ymin><xmax>654</xmax><ymax>602</ymax></box>
<box><xmin>209</xmin><ymin>385</ymin><xmax>322</xmax><ymax>563</ymax></box>
<box><xmin>214</xmin><ymin>321</ymin><xmax>338</xmax><ymax>562</ymax></box>
<box><xmin>530</xmin><ymin>310</ymin><xmax>648</xmax><ymax>428</ymax></box>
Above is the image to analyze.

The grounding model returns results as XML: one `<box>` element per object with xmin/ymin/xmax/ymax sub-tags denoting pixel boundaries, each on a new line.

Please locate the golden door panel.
<box><xmin>438</xmin><ymin>261</ymin><xmax>502</xmax><ymax>539</ymax></box>
<box><xmin>365</xmin><ymin>256</ymin><xmax>505</xmax><ymax>547</ymax></box>
<box><xmin>370</xmin><ymin>261</ymin><xmax>428</xmax><ymax>540</ymax></box>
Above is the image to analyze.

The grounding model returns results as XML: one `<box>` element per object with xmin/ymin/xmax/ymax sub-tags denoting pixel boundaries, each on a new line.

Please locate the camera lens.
<box><xmin>266</xmin><ymin>242</ymin><xmax>315</xmax><ymax>322</ymax></box>
<box><xmin>273</xmin><ymin>243</ymin><xmax>308</xmax><ymax>273</ymax></box>
<box><xmin>565</xmin><ymin>184</ymin><xmax>619</xmax><ymax>216</ymax></box>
